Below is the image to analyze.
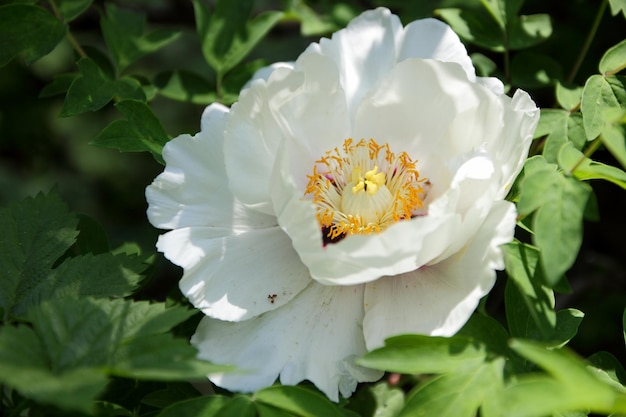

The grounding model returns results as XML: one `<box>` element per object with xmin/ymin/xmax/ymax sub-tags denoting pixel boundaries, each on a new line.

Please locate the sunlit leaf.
<box><xmin>255</xmin><ymin>385</ymin><xmax>345</xmax><ymax>417</ymax></box>
<box><xmin>154</xmin><ymin>396</ymin><xmax>231</xmax><ymax>417</ymax></box>
<box><xmin>55</xmin><ymin>0</ymin><xmax>93</xmax><ymax>22</ymax></box>
<box><xmin>101</xmin><ymin>3</ymin><xmax>180</xmax><ymax>72</ymax></box>
<box><xmin>399</xmin><ymin>359</ymin><xmax>503</xmax><ymax>417</ymax></box>
<box><xmin>435</xmin><ymin>8</ymin><xmax>504</xmax><ymax>51</ymax></box>
<box><xmin>600</xmin><ymin>39</ymin><xmax>626</xmax><ymax>75</ymax></box>
<box><xmin>581</xmin><ymin>75</ymin><xmax>626</xmax><ymax>140</ymax></box>
<box><xmin>358</xmin><ymin>334</ymin><xmax>486</xmax><ymax>374</ymax></box>
<box><xmin>0</xmin><ymin>4</ymin><xmax>67</xmax><ymax>67</ymax></box>
<box><xmin>508</xmin><ymin>14</ymin><xmax>552</xmax><ymax>50</ymax></box>
<box><xmin>558</xmin><ymin>142</ymin><xmax>626</xmax><ymax>189</ymax></box>
<box><xmin>609</xmin><ymin>0</ymin><xmax>626</xmax><ymax>18</ymax></box>
<box><xmin>193</xmin><ymin>0</ymin><xmax>283</xmax><ymax>76</ymax></box>
<box><xmin>556</xmin><ymin>82</ymin><xmax>583</xmax><ymax>111</ymax></box>
<box><xmin>603</xmin><ymin>122</ymin><xmax>626</xmax><ymax>170</ymax></box>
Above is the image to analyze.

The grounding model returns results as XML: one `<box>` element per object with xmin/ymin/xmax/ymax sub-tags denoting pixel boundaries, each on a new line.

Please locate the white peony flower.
<box><xmin>146</xmin><ymin>8</ymin><xmax>539</xmax><ymax>401</ymax></box>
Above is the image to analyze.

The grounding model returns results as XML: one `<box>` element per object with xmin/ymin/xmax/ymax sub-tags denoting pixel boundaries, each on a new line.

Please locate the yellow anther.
<box><xmin>352</xmin><ymin>181</ymin><xmax>365</xmax><ymax>194</ymax></box>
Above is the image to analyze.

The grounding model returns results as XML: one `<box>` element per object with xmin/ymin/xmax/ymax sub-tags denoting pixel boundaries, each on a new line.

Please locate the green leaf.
<box><xmin>358</xmin><ymin>334</ymin><xmax>486</xmax><ymax>374</ymax></box>
<box><xmin>55</xmin><ymin>0</ymin><xmax>93</xmax><ymax>22</ymax></box>
<box><xmin>558</xmin><ymin>141</ymin><xmax>626</xmax><ymax>189</ymax></box>
<box><xmin>0</xmin><ymin>325</ymin><xmax>108</xmax><ymax>412</ymax></box>
<box><xmin>255</xmin><ymin>385</ymin><xmax>345</xmax><ymax>417</ymax></box>
<box><xmin>154</xmin><ymin>70</ymin><xmax>218</xmax><ymax>104</ymax></box>
<box><xmin>538</xmin><ymin>110</ymin><xmax>586</xmax><ymax>163</ymax></box>
<box><xmin>623</xmin><ymin>308</ymin><xmax>626</xmax><ymax>348</ymax></box>
<box><xmin>435</xmin><ymin>8</ymin><xmax>504</xmax><ymax>51</ymax></box>
<box><xmin>75</xmin><ymin>213</ymin><xmax>110</xmax><ymax>254</ymax></box>
<box><xmin>0</xmin><ymin>191</ymin><xmax>146</xmax><ymax>319</ymax></box>
<box><xmin>582</xmin><ymin>75</ymin><xmax>626</xmax><ymax>140</ymax></box>
<box><xmin>141</xmin><ymin>383</ymin><xmax>201</xmax><ymax>409</ymax></box>
<box><xmin>287</xmin><ymin>0</ymin><xmax>339</xmax><ymax>36</ymax></box>
<box><xmin>556</xmin><ymin>82</ymin><xmax>583</xmax><ymax>111</ymax></box>
<box><xmin>517</xmin><ymin>168</ymin><xmax>592</xmax><ymax>286</ymax></box>
<box><xmin>219</xmin><ymin>396</ymin><xmax>256</xmax><ymax>417</ymax></box>
<box><xmin>39</xmin><ymin>73</ymin><xmax>78</xmax><ymax>97</ymax></box>
<box><xmin>154</xmin><ymin>394</ymin><xmax>231</xmax><ymax>417</ymax></box>
<box><xmin>101</xmin><ymin>3</ymin><xmax>181</xmax><ymax>72</ymax></box>
<box><xmin>500</xmin><ymin>340</ymin><xmax>626</xmax><ymax>416</ymax></box>
<box><xmin>600</xmin><ymin>39</ymin><xmax>626</xmax><ymax>75</ymax></box>
<box><xmin>471</xmin><ymin>52</ymin><xmax>497</xmax><ymax>77</ymax></box>
<box><xmin>91</xmin><ymin>99</ymin><xmax>169</xmax><ymax>163</ymax></box>
<box><xmin>367</xmin><ymin>383</ymin><xmax>405</xmax><ymax>417</ymax></box>
<box><xmin>588</xmin><ymin>351</ymin><xmax>626</xmax><ymax>386</ymax></box>
<box><xmin>0</xmin><ymin>4</ymin><xmax>67</xmax><ymax>67</ymax></box>
<box><xmin>399</xmin><ymin>359</ymin><xmax>503</xmax><ymax>417</ymax></box>
<box><xmin>503</xmin><ymin>242</ymin><xmax>557</xmax><ymax>340</ymax></box>
<box><xmin>507</xmin><ymin>14</ymin><xmax>552</xmax><ymax>50</ymax></box>
<box><xmin>61</xmin><ymin>57</ymin><xmax>145</xmax><ymax>117</ymax></box>
<box><xmin>609</xmin><ymin>0</ymin><xmax>626</xmax><ymax>17</ymax></box>
<box><xmin>510</xmin><ymin>51</ymin><xmax>562</xmax><ymax>89</ymax></box>
<box><xmin>603</xmin><ymin>122</ymin><xmax>626</xmax><ymax>170</ymax></box>
<box><xmin>193</xmin><ymin>0</ymin><xmax>283</xmax><ymax>76</ymax></box>
<box><xmin>480</xmin><ymin>0</ymin><xmax>525</xmax><ymax>28</ymax></box>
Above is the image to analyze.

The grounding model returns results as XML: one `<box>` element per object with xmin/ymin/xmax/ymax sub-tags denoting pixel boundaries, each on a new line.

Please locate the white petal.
<box><xmin>243</xmin><ymin>62</ymin><xmax>295</xmax><ymax>89</ymax></box>
<box><xmin>399</xmin><ymin>18</ymin><xmax>475</xmax><ymax>81</ymax></box>
<box><xmin>316</xmin><ymin>8</ymin><xmax>402</xmax><ymax>119</ymax></box>
<box><xmin>363</xmin><ymin>200</ymin><xmax>516</xmax><ymax>349</ymax></box>
<box><xmin>224</xmin><ymin>65</ymin><xmax>297</xmax><ymax>214</ymax></box>
<box><xmin>157</xmin><ymin>226</ymin><xmax>311</xmax><ymax>321</ymax></box>
<box><xmin>146</xmin><ymin>103</ymin><xmax>274</xmax><ymax>231</ymax></box>
<box><xmin>192</xmin><ymin>283</ymin><xmax>383</xmax><ymax>401</ymax></box>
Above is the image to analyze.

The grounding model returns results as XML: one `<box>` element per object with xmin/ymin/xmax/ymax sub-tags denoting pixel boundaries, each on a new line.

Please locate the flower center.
<box><xmin>305</xmin><ymin>138</ymin><xmax>427</xmax><ymax>244</ymax></box>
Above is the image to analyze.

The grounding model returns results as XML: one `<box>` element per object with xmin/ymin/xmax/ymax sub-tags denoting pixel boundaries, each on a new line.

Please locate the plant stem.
<box><xmin>48</xmin><ymin>0</ymin><xmax>88</xmax><ymax>59</ymax></box>
<box><xmin>567</xmin><ymin>0</ymin><xmax>608</xmax><ymax>83</ymax></box>
<box><xmin>566</xmin><ymin>137</ymin><xmax>603</xmax><ymax>175</ymax></box>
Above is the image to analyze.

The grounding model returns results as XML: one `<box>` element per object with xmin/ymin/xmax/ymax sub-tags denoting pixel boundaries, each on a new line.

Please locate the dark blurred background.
<box><xmin>0</xmin><ymin>0</ymin><xmax>624</xmax><ymax>361</ymax></box>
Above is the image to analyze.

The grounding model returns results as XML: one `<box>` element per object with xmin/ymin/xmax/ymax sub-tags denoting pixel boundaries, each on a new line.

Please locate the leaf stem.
<box><xmin>566</xmin><ymin>137</ymin><xmax>603</xmax><ymax>175</ymax></box>
<box><xmin>48</xmin><ymin>0</ymin><xmax>88</xmax><ymax>59</ymax></box>
<box><xmin>567</xmin><ymin>0</ymin><xmax>608</xmax><ymax>83</ymax></box>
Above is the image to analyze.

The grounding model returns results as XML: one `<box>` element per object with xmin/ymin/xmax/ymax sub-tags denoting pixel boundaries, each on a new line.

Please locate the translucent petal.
<box><xmin>192</xmin><ymin>283</ymin><xmax>383</xmax><ymax>401</ymax></box>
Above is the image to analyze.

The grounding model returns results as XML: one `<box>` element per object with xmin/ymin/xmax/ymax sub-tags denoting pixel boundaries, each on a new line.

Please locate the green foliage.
<box><xmin>0</xmin><ymin>4</ymin><xmax>66</xmax><ymax>67</ymax></box>
<box><xmin>2</xmin><ymin>0</ymin><xmax>626</xmax><ymax>416</ymax></box>
<box><xmin>92</xmin><ymin>99</ymin><xmax>170</xmax><ymax>164</ymax></box>
<box><xmin>101</xmin><ymin>3</ymin><xmax>181</xmax><ymax>72</ymax></box>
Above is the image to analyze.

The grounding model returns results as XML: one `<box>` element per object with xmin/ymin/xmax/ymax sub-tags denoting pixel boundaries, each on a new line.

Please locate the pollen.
<box><xmin>305</xmin><ymin>138</ymin><xmax>427</xmax><ymax>244</ymax></box>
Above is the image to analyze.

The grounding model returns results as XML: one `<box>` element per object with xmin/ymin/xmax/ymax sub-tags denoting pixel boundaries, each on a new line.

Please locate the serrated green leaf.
<box><xmin>75</xmin><ymin>213</ymin><xmax>109</xmax><ymax>254</ymax></box>
<box><xmin>154</xmin><ymin>395</ymin><xmax>231</xmax><ymax>417</ymax></box>
<box><xmin>582</xmin><ymin>75</ymin><xmax>626</xmax><ymax>140</ymax></box>
<box><xmin>400</xmin><ymin>359</ymin><xmax>503</xmax><ymax>417</ymax></box>
<box><xmin>600</xmin><ymin>39</ymin><xmax>626</xmax><ymax>76</ymax></box>
<box><xmin>556</xmin><ymin>82</ymin><xmax>583</xmax><ymax>111</ymax></box>
<box><xmin>255</xmin><ymin>386</ymin><xmax>344</xmax><ymax>417</ymax></box>
<box><xmin>193</xmin><ymin>0</ymin><xmax>283</xmax><ymax>76</ymax></box>
<box><xmin>0</xmin><ymin>191</ymin><xmax>76</xmax><ymax>319</ymax></box>
<box><xmin>508</xmin><ymin>14</ymin><xmax>552</xmax><ymax>50</ymax></box>
<box><xmin>101</xmin><ymin>3</ymin><xmax>180</xmax><ymax>72</ymax></box>
<box><xmin>609</xmin><ymin>0</ymin><xmax>626</xmax><ymax>17</ymax></box>
<box><xmin>56</xmin><ymin>0</ymin><xmax>93</xmax><ymax>22</ymax></box>
<box><xmin>0</xmin><ymin>4</ymin><xmax>67</xmax><ymax>67</ymax></box>
<box><xmin>154</xmin><ymin>70</ymin><xmax>217</xmax><ymax>104</ymax></box>
<box><xmin>91</xmin><ymin>99</ymin><xmax>169</xmax><ymax>163</ymax></box>
<box><xmin>511</xmin><ymin>51</ymin><xmax>562</xmax><ymax>89</ymax></box>
<box><xmin>435</xmin><ymin>8</ymin><xmax>504</xmax><ymax>51</ymax></box>
<box><xmin>61</xmin><ymin>57</ymin><xmax>145</xmax><ymax>116</ymax></box>
<box><xmin>558</xmin><ymin>141</ymin><xmax>626</xmax><ymax>189</ymax></box>
<box><xmin>0</xmin><ymin>325</ymin><xmax>109</xmax><ymax>412</ymax></box>
<box><xmin>358</xmin><ymin>334</ymin><xmax>486</xmax><ymax>374</ymax></box>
